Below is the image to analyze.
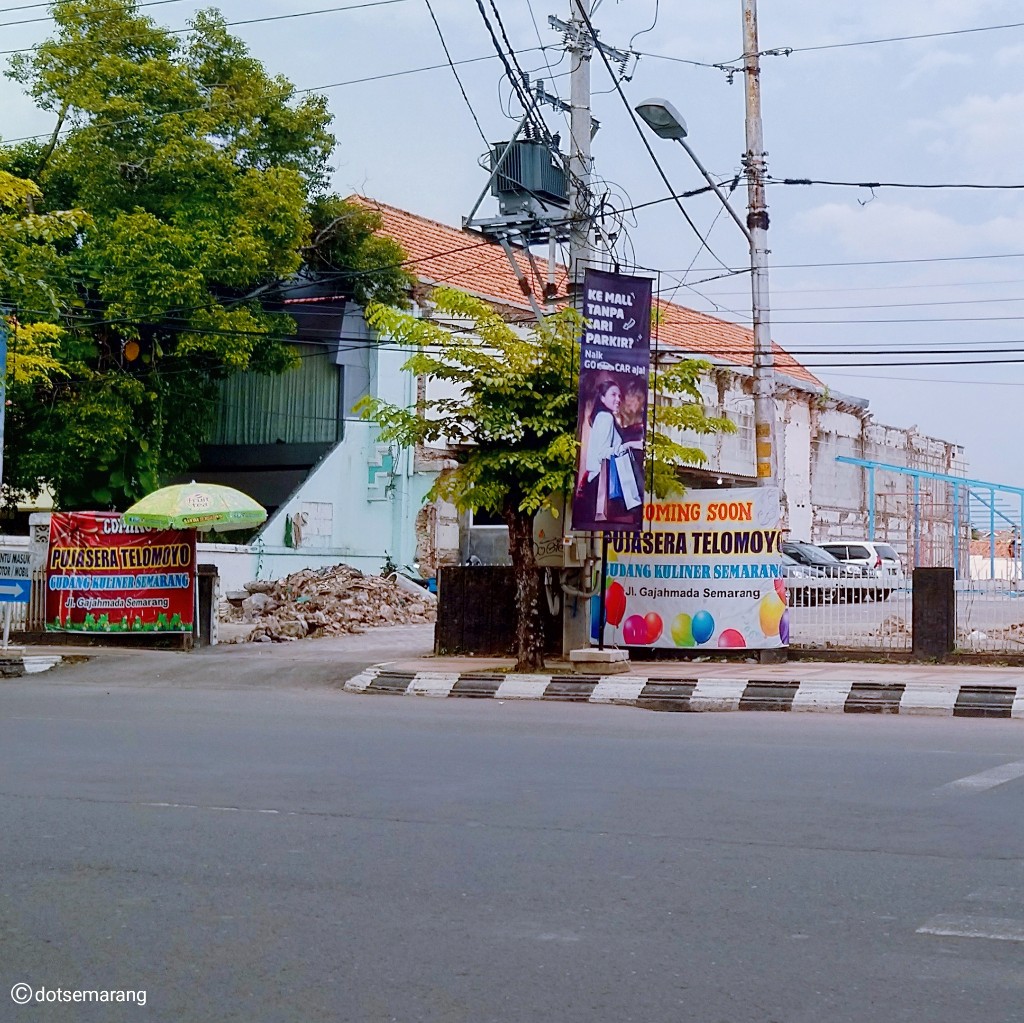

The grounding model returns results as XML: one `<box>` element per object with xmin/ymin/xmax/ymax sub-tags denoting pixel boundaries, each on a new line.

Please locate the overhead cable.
<box><xmin>0</xmin><ymin>49</ymin><xmax>544</xmax><ymax>145</ymax></box>
<box><xmin>0</xmin><ymin>0</ymin><xmax>413</xmax><ymax>56</ymax></box>
<box><xmin>423</xmin><ymin>0</ymin><xmax>488</xmax><ymax>144</ymax></box>
<box><xmin>575</xmin><ymin>2</ymin><xmax>735</xmax><ymax>275</ymax></box>
<box><xmin>0</xmin><ymin>0</ymin><xmax>189</xmax><ymax>29</ymax></box>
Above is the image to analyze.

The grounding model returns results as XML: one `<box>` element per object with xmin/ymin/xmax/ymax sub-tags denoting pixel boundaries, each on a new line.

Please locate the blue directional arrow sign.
<box><xmin>0</xmin><ymin>579</ymin><xmax>31</xmax><ymax>603</ymax></box>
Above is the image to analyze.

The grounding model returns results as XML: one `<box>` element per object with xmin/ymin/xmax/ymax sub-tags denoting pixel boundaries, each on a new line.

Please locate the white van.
<box><xmin>820</xmin><ymin>541</ymin><xmax>904</xmax><ymax>589</ymax></box>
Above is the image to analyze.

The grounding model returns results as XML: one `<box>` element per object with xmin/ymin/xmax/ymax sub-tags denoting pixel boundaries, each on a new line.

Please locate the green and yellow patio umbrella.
<box><xmin>122</xmin><ymin>482</ymin><xmax>267</xmax><ymax>533</ymax></box>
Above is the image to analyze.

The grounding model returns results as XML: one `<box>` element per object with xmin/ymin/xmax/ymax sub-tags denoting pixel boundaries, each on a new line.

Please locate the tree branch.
<box><xmin>36</xmin><ymin>103</ymin><xmax>68</xmax><ymax>178</ymax></box>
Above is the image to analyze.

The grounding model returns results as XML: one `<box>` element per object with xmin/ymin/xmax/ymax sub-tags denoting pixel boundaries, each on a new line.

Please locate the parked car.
<box><xmin>819</xmin><ymin>540</ymin><xmax>903</xmax><ymax>599</ymax></box>
<box><xmin>780</xmin><ymin>552</ymin><xmax>837</xmax><ymax>606</ymax></box>
<box><xmin>782</xmin><ymin>540</ymin><xmax>870</xmax><ymax>603</ymax></box>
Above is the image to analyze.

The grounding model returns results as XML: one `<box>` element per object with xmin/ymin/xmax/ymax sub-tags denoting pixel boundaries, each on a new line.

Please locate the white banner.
<box><xmin>600</xmin><ymin>487</ymin><xmax>787</xmax><ymax>651</ymax></box>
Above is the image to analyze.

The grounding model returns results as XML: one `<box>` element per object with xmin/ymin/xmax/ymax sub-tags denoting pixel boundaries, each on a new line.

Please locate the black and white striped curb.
<box><xmin>345</xmin><ymin>668</ymin><xmax>1024</xmax><ymax>718</ymax></box>
<box><xmin>0</xmin><ymin>655</ymin><xmax>63</xmax><ymax>678</ymax></box>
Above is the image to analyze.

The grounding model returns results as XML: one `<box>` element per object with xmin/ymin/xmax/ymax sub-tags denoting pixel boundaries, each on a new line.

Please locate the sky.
<box><xmin>2</xmin><ymin>0</ymin><xmax>1023</xmax><ymax>484</ymax></box>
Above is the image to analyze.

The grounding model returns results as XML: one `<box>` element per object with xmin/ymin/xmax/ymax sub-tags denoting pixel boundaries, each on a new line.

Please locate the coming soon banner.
<box><xmin>571</xmin><ymin>268</ymin><xmax>652</xmax><ymax>533</ymax></box>
<box><xmin>597</xmin><ymin>487</ymin><xmax>787</xmax><ymax>650</ymax></box>
<box><xmin>45</xmin><ymin>512</ymin><xmax>196</xmax><ymax>633</ymax></box>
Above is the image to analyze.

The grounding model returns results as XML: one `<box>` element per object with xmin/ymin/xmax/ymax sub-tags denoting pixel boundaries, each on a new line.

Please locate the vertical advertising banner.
<box><xmin>45</xmin><ymin>512</ymin><xmax>196</xmax><ymax>633</ymax></box>
<box><xmin>599</xmin><ymin>488</ymin><xmax>787</xmax><ymax>650</ymax></box>
<box><xmin>571</xmin><ymin>268</ymin><xmax>652</xmax><ymax>533</ymax></box>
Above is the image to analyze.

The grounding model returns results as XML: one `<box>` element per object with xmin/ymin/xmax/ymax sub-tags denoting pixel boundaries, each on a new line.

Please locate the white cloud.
<box><xmin>922</xmin><ymin>92</ymin><xmax>1024</xmax><ymax>171</ymax></box>
<box><xmin>794</xmin><ymin>201</ymin><xmax>1024</xmax><ymax>260</ymax></box>
<box><xmin>899</xmin><ymin>49</ymin><xmax>972</xmax><ymax>88</ymax></box>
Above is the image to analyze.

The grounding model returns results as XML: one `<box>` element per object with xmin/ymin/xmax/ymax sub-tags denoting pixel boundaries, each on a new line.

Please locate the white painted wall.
<box><xmin>783</xmin><ymin>398</ymin><xmax>813</xmax><ymax>539</ymax></box>
<box><xmin>969</xmin><ymin>555</ymin><xmax>1020</xmax><ymax>581</ymax></box>
<box><xmin>256</xmin><ymin>420</ymin><xmax>432</xmax><ymax>580</ymax></box>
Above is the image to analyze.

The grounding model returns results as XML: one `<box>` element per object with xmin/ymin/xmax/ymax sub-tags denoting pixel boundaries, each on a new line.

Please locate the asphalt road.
<box><xmin>3</xmin><ymin>637</ymin><xmax>1024</xmax><ymax>1022</ymax></box>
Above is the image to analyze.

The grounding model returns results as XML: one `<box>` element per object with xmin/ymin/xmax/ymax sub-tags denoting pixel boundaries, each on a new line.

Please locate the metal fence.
<box><xmin>955</xmin><ymin>581</ymin><xmax>1024</xmax><ymax>654</ymax></box>
<box><xmin>3</xmin><ymin>573</ymin><xmax>47</xmax><ymax>634</ymax></box>
<box><xmin>787</xmin><ymin>575</ymin><xmax>1024</xmax><ymax>656</ymax></box>
<box><xmin>6</xmin><ymin>569</ymin><xmax>47</xmax><ymax>633</ymax></box>
<box><xmin>787</xmin><ymin>578</ymin><xmax>913</xmax><ymax>652</ymax></box>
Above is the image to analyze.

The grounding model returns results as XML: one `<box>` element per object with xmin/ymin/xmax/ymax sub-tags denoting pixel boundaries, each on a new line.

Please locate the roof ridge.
<box><xmin>345</xmin><ymin>193</ymin><xmax>569</xmax><ymax>276</ymax></box>
<box><xmin>346</xmin><ymin>194</ymin><xmax>820</xmax><ymax>387</ymax></box>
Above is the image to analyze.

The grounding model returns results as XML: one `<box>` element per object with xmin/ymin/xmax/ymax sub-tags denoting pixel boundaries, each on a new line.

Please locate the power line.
<box><xmin>575</xmin><ymin>2</ymin><xmax>735</xmax><ymax>276</ymax></box>
<box><xmin>631</xmin><ymin>48</ymin><xmax>732</xmax><ymax>72</ymax></box>
<box><xmin>782</xmin><ymin>295</ymin><xmax>1024</xmax><ymax>313</ymax></box>
<box><xmin>0</xmin><ymin>236</ymin><xmax>498</xmax><ymax>335</ymax></box>
<box><xmin>800</xmin><ymin>356</ymin><xmax>1024</xmax><ymax>368</ymax></box>
<box><xmin>769</xmin><ymin>176</ymin><xmax>1024</xmax><ymax>192</ymax></box>
<box><xmin>472</xmin><ymin>0</ymin><xmax>549</xmax><ymax>142</ymax></box>
<box><xmin>422</xmin><ymin>0</ymin><xmax>488</xmax><ymax>145</ymax></box>
<box><xmin>0</xmin><ymin>0</ymin><xmax>413</xmax><ymax>56</ymax></box>
<box><xmin>676</xmin><ymin>276</ymin><xmax>1024</xmax><ymax>299</ymax></box>
<box><xmin>0</xmin><ymin>50</ymin><xmax>542</xmax><ymax>146</ymax></box>
<box><xmin>0</xmin><ymin>0</ymin><xmax>190</xmax><ymax>29</ymax></box>
<box><xmin>709</xmin><ymin>343</ymin><xmax>1024</xmax><ymax>357</ymax></box>
<box><xmin>784</xmin><ymin>20</ymin><xmax>1024</xmax><ymax>54</ymax></box>
<box><xmin>663</xmin><ymin>251</ymin><xmax>1024</xmax><ymax>275</ymax></box>
<box><xmin>821</xmin><ymin>370</ymin><xmax>1024</xmax><ymax>388</ymax></box>
<box><xmin>714</xmin><ymin>313</ymin><xmax>1024</xmax><ymax>326</ymax></box>
<box><xmin>635</xmin><ymin>19</ymin><xmax>1024</xmax><ymax>68</ymax></box>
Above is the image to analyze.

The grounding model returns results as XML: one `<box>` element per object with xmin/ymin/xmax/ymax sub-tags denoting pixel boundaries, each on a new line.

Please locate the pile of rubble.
<box><xmin>219</xmin><ymin>564</ymin><xmax>436</xmax><ymax>643</ymax></box>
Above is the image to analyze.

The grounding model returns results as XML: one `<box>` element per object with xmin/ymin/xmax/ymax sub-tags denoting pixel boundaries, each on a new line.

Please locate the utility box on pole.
<box><xmin>490</xmin><ymin>140</ymin><xmax>568</xmax><ymax>218</ymax></box>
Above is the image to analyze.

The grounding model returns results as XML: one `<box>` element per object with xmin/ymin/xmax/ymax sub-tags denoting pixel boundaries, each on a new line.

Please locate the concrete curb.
<box><xmin>345</xmin><ymin>668</ymin><xmax>1024</xmax><ymax>718</ymax></box>
<box><xmin>0</xmin><ymin>654</ymin><xmax>64</xmax><ymax>679</ymax></box>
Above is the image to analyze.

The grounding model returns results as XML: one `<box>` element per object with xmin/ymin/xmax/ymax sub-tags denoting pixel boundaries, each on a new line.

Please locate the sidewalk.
<box><xmin>345</xmin><ymin>652</ymin><xmax>1024</xmax><ymax>718</ymax></box>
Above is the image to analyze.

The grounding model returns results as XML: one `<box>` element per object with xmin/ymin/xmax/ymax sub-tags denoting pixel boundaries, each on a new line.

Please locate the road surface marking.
<box><xmin>143</xmin><ymin>802</ymin><xmax>281</xmax><ymax>814</ymax></box>
<box><xmin>917</xmin><ymin>914</ymin><xmax>1024</xmax><ymax>942</ymax></box>
<box><xmin>939</xmin><ymin>760</ymin><xmax>1024</xmax><ymax>793</ymax></box>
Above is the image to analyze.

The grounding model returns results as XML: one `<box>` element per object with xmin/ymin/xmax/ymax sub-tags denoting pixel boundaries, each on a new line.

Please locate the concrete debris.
<box><xmin>873</xmin><ymin>615</ymin><xmax>910</xmax><ymax>638</ymax></box>
<box><xmin>219</xmin><ymin>564</ymin><xmax>437</xmax><ymax>642</ymax></box>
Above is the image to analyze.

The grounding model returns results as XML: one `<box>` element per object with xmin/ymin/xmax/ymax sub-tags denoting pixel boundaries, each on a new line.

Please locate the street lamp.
<box><xmin>634</xmin><ymin>96</ymin><xmax>778</xmax><ymax>489</ymax></box>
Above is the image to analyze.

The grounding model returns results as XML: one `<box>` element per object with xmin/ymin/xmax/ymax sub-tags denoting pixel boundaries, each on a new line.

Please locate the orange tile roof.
<box><xmin>970</xmin><ymin>536</ymin><xmax>1017</xmax><ymax>558</ymax></box>
<box><xmin>348</xmin><ymin>195</ymin><xmax>821</xmax><ymax>387</ymax></box>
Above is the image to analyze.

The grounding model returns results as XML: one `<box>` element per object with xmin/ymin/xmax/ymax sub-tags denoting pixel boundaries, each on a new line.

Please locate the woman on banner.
<box><xmin>576</xmin><ymin>379</ymin><xmax>643</xmax><ymax>525</ymax></box>
<box><xmin>617</xmin><ymin>380</ymin><xmax>647</xmax><ymax>501</ymax></box>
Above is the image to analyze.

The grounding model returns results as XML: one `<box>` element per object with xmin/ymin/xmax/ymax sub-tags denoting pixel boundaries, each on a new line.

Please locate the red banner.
<box><xmin>45</xmin><ymin>512</ymin><xmax>196</xmax><ymax>634</ymax></box>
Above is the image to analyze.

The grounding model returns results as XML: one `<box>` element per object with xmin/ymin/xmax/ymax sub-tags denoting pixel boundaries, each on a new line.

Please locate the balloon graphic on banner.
<box><xmin>718</xmin><ymin>628</ymin><xmax>746</xmax><ymax>648</ymax></box>
<box><xmin>774</xmin><ymin>576</ymin><xmax>787</xmax><ymax>604</ymax></box>
<box><xmin>623</xmin><ymin>614</ymin><xmax>649</xmax><ymax>645</ymax></box>
<box><xmin>759</xmin><ymin>591</ymin><xmax>787</xmax><ymax>637</ymax></box>
<box><xmin>605</xmin><ymin>581</ymin><xmax>627</xmax><ymax>627</ymax></box>
<box><xmin>691</xmin><ymin>610</ymin><xmax>715</xmax><ymax>645</ymax></box>
<box><xmin>670</xmin><ymin>613</ymin><xmax>695</xmax><ymax>647</ymax></box>
<box><xmin>644</xmin><ymin>612</ymin><xmax>664</xmax><ymax>644</ymax></box>
<box><xmin>779</xmin><ymin>610</ymin><xmax>790</xmax><ymax>646</ymax></box>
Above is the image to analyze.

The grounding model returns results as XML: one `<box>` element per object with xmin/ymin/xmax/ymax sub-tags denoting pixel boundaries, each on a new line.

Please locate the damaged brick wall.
<box><xmin>810</xmin><ymin>405</ymin><xmax>967</xmax><ymax>568</ymax></box>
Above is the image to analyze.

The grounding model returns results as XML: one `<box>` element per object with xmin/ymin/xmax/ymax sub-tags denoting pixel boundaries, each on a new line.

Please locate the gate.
<box><xmin>435</xmin><ymin>566</ymin><xmax>562</xmax><ymax>656</ymax></box>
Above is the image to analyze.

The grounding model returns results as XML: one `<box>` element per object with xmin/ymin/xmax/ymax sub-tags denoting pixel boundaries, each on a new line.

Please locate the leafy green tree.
<box><xmin>0</xmin><ymin>1</ymin><xmax>410</xmax><ymax>509</ymax></box>
<box><xmin>1</xmin><ymin>170</ymin><xmax>89</xmax><ymax>389</ymax></box>
<box><xmin>359</xmin><ymin>288</ymin><xmax>733</xmax><ymax>672</ymax></box>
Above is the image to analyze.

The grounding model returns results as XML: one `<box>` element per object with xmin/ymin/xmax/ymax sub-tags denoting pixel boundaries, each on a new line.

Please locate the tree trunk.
<box><xmin>504</xmin><ymin>502</ymin><xmax>544</xmax><ymax>672</ymax></box>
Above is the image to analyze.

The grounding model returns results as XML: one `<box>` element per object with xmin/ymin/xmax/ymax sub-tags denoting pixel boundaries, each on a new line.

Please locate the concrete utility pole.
<box><xmin>566</xmin><ymin>0</ymin><xmax>594</xmax><ymax>299</ymax></box>
<box><xmin>741</xmin><ymin>0</ymin><xmax>778</xmax><ymax>487</ymax></box>
<box><xmin>562</xmin><ymin>0</ymin><xmax>596</xmax><ymax>657</ymax></box>
<box><xmin>0</xmin><ymin>312</ymin><xmax>7</xmax><ymax>493</ymax></box>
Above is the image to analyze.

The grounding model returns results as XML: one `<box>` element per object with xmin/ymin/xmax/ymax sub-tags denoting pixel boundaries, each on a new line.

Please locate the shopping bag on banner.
<box><xmin>614</xmin><ymin>451</ymin><xmax>642</xmax><ymax>510</ymax></box>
